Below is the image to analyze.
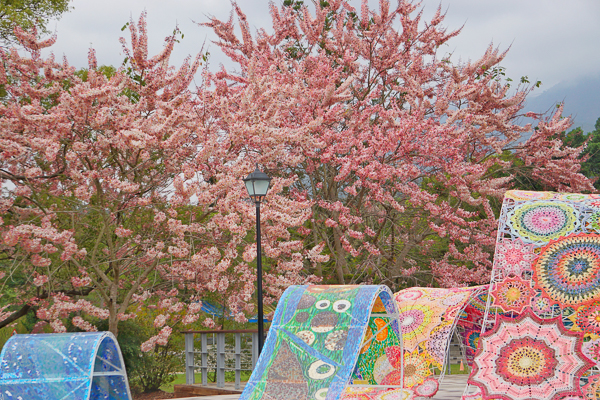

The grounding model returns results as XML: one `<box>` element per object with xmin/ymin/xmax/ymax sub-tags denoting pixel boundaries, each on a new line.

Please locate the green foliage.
<box><xmin>0</xmin><ymin>0</ymin><xmax>72</xmax><ymax>45</ymax></box>
<box><xmin>476</xmin><ymin>65</ymin><xmax>541</xmax><ymax>88</ymax></box>
<box><xmin>98</xmin><ymin>310</ymin><xmax>184</xmax><ymax>394</ymax></box>
<box><xmin>0</xmin><ymin>317</ymin><xmax>32</xmax><ymax>351</ymax></box>
<box><xmin>74</xmin><ymin>65</ymin><xmax>116</xmax><ymax>82</ymax></box>
<box><xmin>283</xmin><ymin>0</ymin><xmax>304</xmax><ymax>11</ymax></box>
<box><xmin>561</xmin><ymin>117</ymin><xmax>600</xmax><ymax>190</ymax></box>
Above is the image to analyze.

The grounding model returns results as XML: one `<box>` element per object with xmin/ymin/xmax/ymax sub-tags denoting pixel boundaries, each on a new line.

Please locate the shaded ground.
<box><xmin>133</xmin><ymin>390</ymin><xmax>176</xmax><ymax>400</ymax></box>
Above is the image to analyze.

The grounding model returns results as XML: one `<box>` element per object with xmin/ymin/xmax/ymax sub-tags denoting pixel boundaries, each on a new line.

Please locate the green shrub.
<box><xmin>98</xmin><ymin>315</ymin><xmax>184</xmax><ymax>394</ymax></box>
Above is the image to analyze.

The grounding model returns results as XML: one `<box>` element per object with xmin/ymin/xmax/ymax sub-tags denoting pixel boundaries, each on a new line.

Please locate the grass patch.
<box><xmin>431</xmin><ymin>363</ymin><xmax>471</xmax><ymax>376</ymax></box>
<box><xmin>447</xmin><ymin>363</ymin><xmax>470</xmax><ymax>375</ymax></box>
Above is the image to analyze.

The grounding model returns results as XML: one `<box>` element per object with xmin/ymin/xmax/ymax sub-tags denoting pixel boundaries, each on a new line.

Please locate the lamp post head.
<box><xmin>243</xmin><ymin>166</ymin><xmax>271</xmax><ymax>203</ymax></box>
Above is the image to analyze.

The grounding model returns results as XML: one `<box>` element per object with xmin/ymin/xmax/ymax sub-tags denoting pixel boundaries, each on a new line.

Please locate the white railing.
<box><xmin>182</xmin><ymin>329</ymin><xmax>265</xmax><ymax>390</ymax></box>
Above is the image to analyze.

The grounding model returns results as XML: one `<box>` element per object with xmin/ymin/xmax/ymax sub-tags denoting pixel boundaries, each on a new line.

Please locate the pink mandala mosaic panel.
<box><xmin>469</xmin><ymin>191</ymin><xmax>600</xmax><ymax>400</ymax></box>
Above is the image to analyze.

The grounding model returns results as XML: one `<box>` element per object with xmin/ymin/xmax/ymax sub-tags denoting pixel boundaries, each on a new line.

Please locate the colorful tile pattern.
<box><xmin>467</xmin><ymin>190</ymin><xmax>600</xmax><ymax>400</ymax></box>
<box><xmin>468</xmin><ymin>311</ymin><xmax>593</xmax><ymax>400</ymax></box>
<box><xmin>240</xmin><ymin>285</ymin><xmax>405</xmax><ymax>400</ymax></box>
<box><xmin>393</xmin><ymin>286</ymin><xmax>486</xmax><ymax>383</ymax></box>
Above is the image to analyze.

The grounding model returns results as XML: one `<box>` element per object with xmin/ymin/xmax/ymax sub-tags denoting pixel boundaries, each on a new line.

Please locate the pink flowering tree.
<box><xmin>205</xmin><ymin>0</ymin><xmax>594</xmax><ymax>288</ymax></box>
<box><xmin>0</xmin><ymin>15</ymin><xmax>319</xmax><ymax>344</ymax></box>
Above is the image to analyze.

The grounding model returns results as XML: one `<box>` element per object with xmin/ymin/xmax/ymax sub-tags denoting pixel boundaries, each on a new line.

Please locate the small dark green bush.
<box><xmin>98</xmin><ymin>318</ymin><xmax>183</xmax><ymax>394</ymax></box>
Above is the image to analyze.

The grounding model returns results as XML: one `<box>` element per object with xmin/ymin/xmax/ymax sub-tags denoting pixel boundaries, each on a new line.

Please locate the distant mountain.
<box><xmin>525</xmin><ymin>75</ymin><xmax>600</xmax><ymax>133</ymax></box>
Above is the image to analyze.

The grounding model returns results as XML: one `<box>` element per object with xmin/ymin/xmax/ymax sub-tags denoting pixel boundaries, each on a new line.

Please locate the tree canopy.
<box><xmin>560</xmin><ymin>117</ymin><xmax>600</xmax><ymax>190</ymax></box>
<box><xmin>203</xmin><ymin>0</ymin><xmax>594</xmax><ymax>288</ymax></box>
<box><xmin>0</xmin><ymin>0</ymin><xmax>71</xmax><ymax>46</ymax></box>
<box><xmin>0</xmin><ymin>0</ymin><xmax>594</xmax><ymax>346</ymax></box>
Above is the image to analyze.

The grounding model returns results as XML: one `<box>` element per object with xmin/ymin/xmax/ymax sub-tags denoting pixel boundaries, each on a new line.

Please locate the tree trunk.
<box><xmin>108</xmin><ymin>299</ymin><xmax>119</xmax><ymax>336</ymax></box>
<box><xmin>333</xmin><ymin>227</ymin><xmax>347</xmax><ymax>284</ymax></box>
<box><xmin>0</xmin><ymin>305</ymin><xmax>31</xmax><ymax>330</ymax></box>
<box><xmin>108</xmin><ymin>312</ymin><xmax>119</xmax><ymax>335</ymax></box>
<box><xmin>312</xmin><ymin>228</ymin><xmax>323</xmax><ymax>276</ymax></box>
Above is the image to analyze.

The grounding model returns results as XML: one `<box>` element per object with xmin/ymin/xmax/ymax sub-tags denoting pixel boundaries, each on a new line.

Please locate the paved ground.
<box><xmin>171</xmin><ymin>375</ymin><xmax>471</xmax><ymax>399</ymax></box>
<box><xmin>435</xmin><ymin>375</ymin><xmax>470</xmax><ymax>398</ymax></box>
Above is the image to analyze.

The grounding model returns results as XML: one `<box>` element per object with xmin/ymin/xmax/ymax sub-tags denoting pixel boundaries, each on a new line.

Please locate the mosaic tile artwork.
<box><xmin>351</xmin><ymin>315</ymin><xmax>403</xmax><ymax>386</ymax></box>
<box><xmin>465</xmin><ymin>191</ymin><xmax>600</xmax><ymax>400</ymax></box>
<box><xmin>0</xmin><ymin>332</ymin><xmax>132</xmax><ymax>400</ymax></box>
<box><xmin>239</xmin><ymin>285</ymin><xmax>406</xmax><ymax>400</ymax></box>
<box><xmin>469</xmin><ymin>310</ymin><xmax>593</xmax><ymax>400</ymax></box>
<box><xmin>392</xmin><ymin>285</ymin><xmax>486</xmax><ymax>389</ymax></box>
<box><xmin>338</xmin><ymin>386</ymin><xmax>414</xmax><ymax>399</ymax></box>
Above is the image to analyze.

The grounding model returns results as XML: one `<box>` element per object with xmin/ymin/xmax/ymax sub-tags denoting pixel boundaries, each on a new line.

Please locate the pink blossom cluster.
<box><xmin>141</xmin><ymin>326</ymin><xmax>172</xmax><ymax>352</ymax></box>
<box><xmin>204</xmin><ymin>0</ymin><xmax>593</xmax><ymax>288</ymax></box>
<box><xmin>0</xmin><ymin>1</ymin><xmax>593</xmax><ymax>345</ymax></box>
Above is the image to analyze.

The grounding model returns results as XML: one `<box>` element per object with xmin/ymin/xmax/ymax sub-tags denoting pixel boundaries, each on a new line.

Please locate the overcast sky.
<box><xmin>41</xmin><ymin>0</ymin><xmax>600</xmax><ymax>128</ymax></box>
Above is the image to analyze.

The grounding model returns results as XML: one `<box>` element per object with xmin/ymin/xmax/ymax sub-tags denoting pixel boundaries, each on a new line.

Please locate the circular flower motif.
<box><xmin>508</xmin><ymin>201</ymin><xmax>579</xmax><ymax>244</ymax></box>
<box><xmin>401</xmin><ymin>350</ymin><xmax>432</xmax><ymax>388</ymax></box>
<box><xmin>576</xmin><ymin>301</ymin><xmax>600</xmax><ymax>335</ymax></box>
<box><xmin>496</xmin><ymin>337</ymin><xmax>558</xmax><ymax>385</ymax></box>
<box><xmin>531</xmin><ymin>294</ymin><xmax>553</xmax><ymax>316</ymax></box>
<box><xmin>469</xmin><ymin>311</ymin><xmax>594</xmax><ymax>400</ymax></box>
<box><xmin>414</xmin><ymin>378</ymin><xmax>439</xmax><ymax>397</ymax></box>
<box><xmin>333</xmin><ymin>300</ymin><xmax>351</xmax><ymax>313</ymax></box>
<box><xmin>560</xmin><ymin>193</ymin><xmax>589</xmax><ymax>202</ymax></box>
<box><xmin>397</xmin><ymin>302</ymin><xmax>443</xmax><ymax>351</ymax></box>
<box><xmin>374</xmin><ymin>388</ymin><xmax>414</xmax><ymax>400</ymax></box>
<box><xmin>491</xmin><ymin>275</ymin><xmax>534</xmax><ymax>313</ymax></box>
<box><xmin>308</xmin><ymin>360</ymin><xmax>336</xmax><ymax>380</ymax></box>
<box><xmin>315</xmin><ymin>388</ymin><xmax>329</xmax><ymax>399</ymax></box>
<box><xmin>465</xmin><ymin>328</ymin><xmax>481</xmax><ymax>361</ymax></box>
<box><xmin>582</xmin><ymin>339</ymin><xmax>600</xmax><ymax>366</ymax></box>
<box><xmin>533</xmin><ymin>233</ymin><xmax>600</xmax><ymax>306</ymax></box>
<box><xmin>395</xmin><ymin>289</ymin><xmax>423</xmax><ymax>302</ymax></box>
<box><xmin>399</xmin><ymin>309</ymin><xmax>424</xmax><ymax>332</ymax></box>
<box><xmin>494</xmin><ymin>238</ymin><xmax>536</xmax><ymax>277</ymax></box>
<box><xmin>316</xmin><ymin>299</ymin><xmax>330</xmax><ymax>310</ymax></box>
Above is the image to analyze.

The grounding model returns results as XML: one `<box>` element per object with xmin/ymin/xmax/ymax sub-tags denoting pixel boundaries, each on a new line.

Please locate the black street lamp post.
<box><xmin>243</xmin><ymin>166</ymin><xmax>271</xmax><ymax>355</ymax></box>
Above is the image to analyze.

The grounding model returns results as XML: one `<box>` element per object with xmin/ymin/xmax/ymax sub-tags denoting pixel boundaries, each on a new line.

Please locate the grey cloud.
<box><xmin>39</xmin><ymin>0</ymin><xmax>600</xmax><ymax>121</ymax></box>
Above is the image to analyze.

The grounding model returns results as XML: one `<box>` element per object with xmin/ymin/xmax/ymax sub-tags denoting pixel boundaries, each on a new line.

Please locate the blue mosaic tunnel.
<box><xmin>0</xmin><ymin>332</ymin><xmax>131</xmax><ymax>400</ymax></box>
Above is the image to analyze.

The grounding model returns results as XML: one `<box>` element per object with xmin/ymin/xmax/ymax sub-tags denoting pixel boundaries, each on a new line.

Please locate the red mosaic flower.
<box><xmin>491</xmin><ymin>275</ymin><xmax>534</xmax><ymax>313</ymax></box>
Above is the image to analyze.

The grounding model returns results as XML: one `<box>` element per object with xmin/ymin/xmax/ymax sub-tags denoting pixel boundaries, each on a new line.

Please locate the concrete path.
<box><xmin>170</xmin><ymin>375</ymin><xmax>471</xmax><ymax>399</ymax></box>
<box><xmin>435</xmin><ymin>375</ymin><xmax>470</xmax><ymax>398</ymax></box>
